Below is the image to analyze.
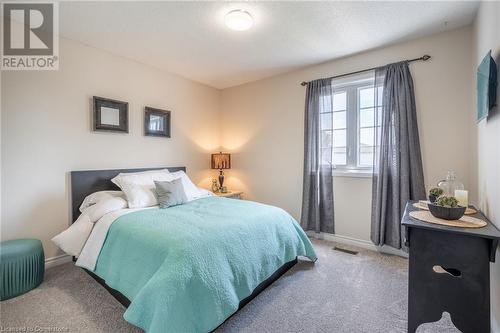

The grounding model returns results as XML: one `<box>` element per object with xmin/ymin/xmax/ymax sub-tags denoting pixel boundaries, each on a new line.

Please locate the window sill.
<box><xmin>333</xmin><ymin>169</ymin><xmax>372</xmax><ymax>178</ymax></box>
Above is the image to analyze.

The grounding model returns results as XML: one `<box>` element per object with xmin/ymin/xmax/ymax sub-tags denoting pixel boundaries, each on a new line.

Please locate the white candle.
<box><xmin>455</xmin><ymin>190</ymin><xmax>468</xmax><ymax>208</ymax></box>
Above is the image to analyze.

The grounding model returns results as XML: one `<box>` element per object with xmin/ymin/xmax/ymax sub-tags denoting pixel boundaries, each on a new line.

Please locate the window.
<box><xmin>320</xmin><ymin>91</ymin><xmax>347</xmax><ymax>166</ymax></box>
<box><xmin>319</xmin><ymin>72</ymin><xmax>382</xmax><ymax>172</ymax></box>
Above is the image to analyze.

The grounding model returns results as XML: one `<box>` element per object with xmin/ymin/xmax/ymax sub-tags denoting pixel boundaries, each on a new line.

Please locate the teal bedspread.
<box><xmin>93</xmin><ymin>196</ymin><xmax>316</xmax><ymax>333</ymax></box>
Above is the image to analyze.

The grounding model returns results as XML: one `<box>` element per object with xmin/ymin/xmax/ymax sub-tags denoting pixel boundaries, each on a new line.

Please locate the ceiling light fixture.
<box><xmin>224</xmin><ymin>10</ymin><xmax>253</xmax><ymax>31</ymax></box>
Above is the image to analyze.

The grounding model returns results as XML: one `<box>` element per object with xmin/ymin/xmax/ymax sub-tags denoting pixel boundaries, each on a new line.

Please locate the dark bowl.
<box><xmin>428</xmin><ymin>194</ymin><xmax>439</xmax><ymax>203</ymax></box>
<box><xmin>428</xmin><ymin>203</ymin><xmax>466</xmax><ymax>220</ymax></box>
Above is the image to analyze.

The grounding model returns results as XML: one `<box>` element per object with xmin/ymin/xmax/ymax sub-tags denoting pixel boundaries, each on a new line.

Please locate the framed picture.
<box><xmin>144</xmin><ymin>107</ymin><xmax>171</xmax><ymax>138</ymax></box>
<box><xmin>477</xmin><ymin>50</ymin><xmax>498</xmax><ymax>123</ymax></box>
<box><xmin>93</xmin><ymin>96</ymin><xmax>128</xmax><ymax>133</ymax></box>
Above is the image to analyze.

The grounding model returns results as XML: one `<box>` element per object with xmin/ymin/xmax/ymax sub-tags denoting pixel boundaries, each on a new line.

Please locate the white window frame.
<box><xmin>320</xmin><ymin>72</ymin><xmax>378</xmax><ymax>177</ymax></box>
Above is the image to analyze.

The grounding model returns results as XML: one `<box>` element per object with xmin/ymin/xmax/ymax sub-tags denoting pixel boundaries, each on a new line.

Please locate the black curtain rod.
<box><xmin>300</xmin><ymin>54</ymin><xmax>431</xmax><ymax>86</ymax></box>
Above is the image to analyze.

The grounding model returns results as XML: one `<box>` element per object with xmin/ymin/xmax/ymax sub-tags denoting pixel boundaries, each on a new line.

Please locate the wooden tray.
<box><xmin>413</xmin><ymin>201</ymin><xmax>477</xmax><ymax>215</ymax></box>
<box><xmin>409</xmin><ymin>210</ymin><xmax>487</xmax><ymax>228</ymax></box>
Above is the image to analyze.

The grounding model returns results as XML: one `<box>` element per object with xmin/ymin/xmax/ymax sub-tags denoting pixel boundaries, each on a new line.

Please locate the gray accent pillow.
<box><xmin>154</xmin><ymin>179</ymin><xmax>188</xmax><ymax>209</ymax></box>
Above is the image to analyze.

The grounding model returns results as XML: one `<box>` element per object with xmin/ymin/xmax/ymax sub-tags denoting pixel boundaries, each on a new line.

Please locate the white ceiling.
<box><xmin>60</xmin><ymin>1</ymin><xmax>479</xmax><ymax>89</ymax></box>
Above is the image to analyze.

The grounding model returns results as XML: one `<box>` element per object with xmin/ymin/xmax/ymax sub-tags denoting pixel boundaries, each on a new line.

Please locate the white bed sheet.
<box><xmin>76</xmin><ymin>207</ymin><xmax>153</xmax><ymax>270</ymax></box>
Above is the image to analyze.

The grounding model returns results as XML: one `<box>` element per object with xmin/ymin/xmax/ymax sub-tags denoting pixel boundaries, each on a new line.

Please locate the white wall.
<box><xmin>472</xmin><ymin>2</ymin><xmax>500</xmax><ymax>331</ymax></box>
<box><xmin>221</xmin><ymin>27</ymin><xmax>473</xmax><ymax>242</ymax></box>
<box><xmin>1</xmin><ymin>38</ymin><xmax>221</xmax><ymax>259</ymax></box>
<box><xmin>3</xmin><ymin>9</ymin><xmax>498</xmax><ymax>329</ymax></box>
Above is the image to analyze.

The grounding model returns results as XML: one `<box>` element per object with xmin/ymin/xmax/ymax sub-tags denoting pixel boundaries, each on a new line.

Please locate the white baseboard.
<box><xmin>306</xmin><ymin>231</ymin><xmax>408</xmax><ymax>258</ymax></box>
<box><xmin>45</xmin><ymin>254</ymin><xmax>72</xmax><ymax>270</ymax></box>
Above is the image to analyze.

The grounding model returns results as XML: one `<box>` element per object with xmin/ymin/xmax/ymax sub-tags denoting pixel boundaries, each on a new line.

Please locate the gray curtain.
<box><xmin>301</xmin><ymin>78</ymin><xmax>335</xmax><ymax>234</ymax></box>
<box><xmin>371</xmin><ymin>61</ymin><xmax>425</xmax><ymax>249</ymax></box>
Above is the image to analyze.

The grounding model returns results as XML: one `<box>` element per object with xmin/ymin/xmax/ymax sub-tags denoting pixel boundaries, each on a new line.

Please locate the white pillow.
<box><xmin>52</xmin><ymin>214</ymin><xmax>93</xmax><ymax>257</ymax></box>
<box><xmin>168</xmin><ymin>171</ymin><xmax>199</xmax><ymax>201</ymax></box>
<box><xmin>85</xmin><ymin>196</ymin><xmax>128</xmax><ymax>223</ymax></box>
<box><xmin>111</xmin><ymin>169</ymin><xmax>170</xmax><ymax>188</ymax></box>
<box><xmin>195</xmin><ymin>187</ymin><xmax>214</xmax><ymax>200</ymax></box>
<box><xmin>111</xmin><ymin>169</ymin><xmax>172</xmax><ymax>208</ymax></box>
<box><xmin>168</xmin><ymin>171</ymin><xmax>213</xmax><ymax>201</ymax></box>
<box><xmin>79</xmin><ymin>190</ymin><xmax>124</xmax><ymax>212</ymax></box>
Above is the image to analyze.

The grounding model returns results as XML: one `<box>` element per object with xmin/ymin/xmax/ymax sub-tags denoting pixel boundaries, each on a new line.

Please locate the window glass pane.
<box><xmin>321</xmin><ymin>130</ymin><xmax>332</xmax><ymax>148</ymax></box>
<box><xmin>359</xmin><ymin>127</ymin><xmax>374</xmax><ymax>147</ymax></box>
<box><xmin>333</xmin><ymin>111</ymin><xmax>346</xmax><ymax>129</ymax></box>
<box><xmin>376</xmin><ymin>86</ymin><xmax>384</xmax><ymax>106</ymax></box>
<box><xmin>320</xmin><ymin>95</ymin><xmax>332</xmax><ymax>113</ymax></box>
<box><xmin>321</xmin><ymin>148</ymin><xmax>332</xmax><ymax>165</ymax></box>
<box><xmin>359</xmin><ymin>108</ymin><xmax>374</xmax><ymax>127</ymax></box>
<box><xmin>333</xmin><ymin>129</ymin><xmax>346</xmax><ymax>147</ymax></box>
<box><xmin>376</xmin><ymin>106</ymin><xmax>382</xmax><ymax>125</ymax></box>
<box><xmin>333</xmin><ymin>92</ymin><xmax>346</xmax><ymax>111</ymax></box>
<box><xmin>333</xmin><ymin>147</ymin><xmax>346</xmax><ymax>165</ymax></box>
<box><xmin>359</xmin><ymin>87</ymin><xmax>375</xmax><ymax>108</ymax></box>
<box><xmin>320</xmin><ymin>113</ymin><xmax>332</xmax><ymax>130</ymax></box>
<box><xmin>358</xmin><ymin>146</ymin><xmax>374</xmax><ymax>167</ymax></box>
<box><xmin>321</xmin><ymin>74</ymin><xmax>381</xmax><ymax>168</ymax></box>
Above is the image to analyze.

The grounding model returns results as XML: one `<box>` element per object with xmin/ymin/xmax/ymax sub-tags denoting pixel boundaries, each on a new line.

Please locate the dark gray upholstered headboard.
<box><xmin>70</xmin><ymin>167</ymin><xmax>186</xmax><ymax>222</ymax></box>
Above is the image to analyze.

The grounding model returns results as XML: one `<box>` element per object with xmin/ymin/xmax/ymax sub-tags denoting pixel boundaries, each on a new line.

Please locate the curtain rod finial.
<box><xmin>422</xmin><ymin>55</ymin><xmax>431</xmax><ymax>61</ymax></box>
<box><xmin>301</xmin><ymin>81</ymin><xmax>307</xmax><ymax>86</ymax></box>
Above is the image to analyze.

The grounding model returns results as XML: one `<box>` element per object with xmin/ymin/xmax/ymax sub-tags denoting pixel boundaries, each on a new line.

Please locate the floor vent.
<box><xmin>333</xmin><ymin>247</ymin><xmax>358</xmax><ymax>255</ymax></box>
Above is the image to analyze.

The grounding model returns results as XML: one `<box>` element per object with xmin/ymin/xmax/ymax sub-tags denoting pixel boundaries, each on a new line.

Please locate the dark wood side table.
<box><xmin>402</xmin><ymin>201</ymin><xmax>500</xmax><ymax>333</ymax></box>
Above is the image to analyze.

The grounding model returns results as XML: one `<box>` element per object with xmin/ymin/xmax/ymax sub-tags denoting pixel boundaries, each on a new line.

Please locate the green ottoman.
<box><xmin>1</xmin><ymin>239</ymin><xmax>44</xmax><ymax>300</ymax></box>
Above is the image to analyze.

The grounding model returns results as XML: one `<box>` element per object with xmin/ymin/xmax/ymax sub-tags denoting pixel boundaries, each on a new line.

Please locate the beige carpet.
<box><xmin>1</xmin><ymin>239</ymin><xmax>460</xmax><ymax>332</ymax></box>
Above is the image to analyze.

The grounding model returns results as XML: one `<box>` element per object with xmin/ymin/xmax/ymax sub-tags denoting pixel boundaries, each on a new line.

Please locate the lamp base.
<box><xmin>218</xmin><ymin>170</ymin><xmax>224</xmax><ymax>189</ymax></box>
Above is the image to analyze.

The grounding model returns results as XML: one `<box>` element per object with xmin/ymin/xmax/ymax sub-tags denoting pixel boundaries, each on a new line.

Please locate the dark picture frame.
<box><xmin>93</xmin><ymin>96</ymin><xmax>129</xmax><ymax>133</ymax></box>
<box><xmin>144</xmin><ymin>107</ymin><xmax>171</xmax><ymax>138</ymax></box>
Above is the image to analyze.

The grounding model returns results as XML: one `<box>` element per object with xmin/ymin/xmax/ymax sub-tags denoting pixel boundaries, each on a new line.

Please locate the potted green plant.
<box><xmin>428</xmin><ymin>187</ymin><xmax>444</xmax><ymax>203</ymax></box>
<box><xmin>428</xmin><ymin>195</ymin><xmax>466</xmax><ymax>220</ymax></box>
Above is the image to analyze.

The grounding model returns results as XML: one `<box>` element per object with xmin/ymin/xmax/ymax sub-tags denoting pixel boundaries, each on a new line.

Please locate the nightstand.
<box><xmin>214</xmin><ymin>191</ymin><xmax>243</xmax><ymax>199</ymax></box>
<box><xmin>402</xmin><ymin>201</ymin><xmax>500</xmax><ymax>333</ymax></box>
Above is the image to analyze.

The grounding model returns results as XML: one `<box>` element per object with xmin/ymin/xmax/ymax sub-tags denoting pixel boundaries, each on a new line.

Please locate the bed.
<box><xmin>69</xmin><ymin>167</ymin><xmax>316</xmax><ymax>333</ymax></box>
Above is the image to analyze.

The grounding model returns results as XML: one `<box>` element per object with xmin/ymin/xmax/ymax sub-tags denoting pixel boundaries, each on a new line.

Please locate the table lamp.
<box><xmin>211</xmin><ymin>152</ymin><xmax>231</xmax><ymax>189</ymax></box>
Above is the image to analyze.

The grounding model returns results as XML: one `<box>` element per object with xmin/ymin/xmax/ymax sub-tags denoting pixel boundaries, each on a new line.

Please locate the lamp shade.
<box><xmin>211</xmin><ymin>152</ymin><xmax>231</xmax><ymax>169</ymax></box>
